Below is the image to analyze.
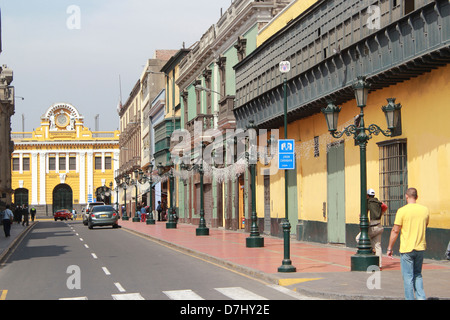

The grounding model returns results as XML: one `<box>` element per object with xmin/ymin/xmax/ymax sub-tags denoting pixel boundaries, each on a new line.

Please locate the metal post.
<box><xmin>246</xmin><ymin>158</ymin><xmax>264</xmax><ymax>247</ymax></box>
<box><xmin>122</xmin><ymin>184</ymin><xmax>129</xmax><ymax>221</ymax></box>
<box><xmin>196</xmin><ymin>163</ymin><xmax>209</xmax><ymax>235</ymax></box>
<box><xmin>146</xmin><ymin>174</ymin><xmax>155</xmax><ymax>225</ymax></box>
<box><xmin>351</xmin><ymin>108</ymin><xmax>379</xmax><ymax>271</ymax></box>
<box><xmin>166</xmin><ymin>170</ymin><xmax>177</xmax><ymax>229</ymax></box>
<box><xmin>278</xmin><ymin>77</ymin><xmax>296</xmax><ymax>273</ymax></box>
<box><xmin>132</xmin><ymin>183</ymin><xmax>140</xmax><ymax>222</ymax></box>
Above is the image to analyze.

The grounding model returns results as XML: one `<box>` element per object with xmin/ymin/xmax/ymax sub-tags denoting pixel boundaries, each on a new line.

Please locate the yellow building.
<box><xmin>234</xmin><ymin>0</ymin><xmax>450</xmax><ymax>259</ymax></box>
<box><xmin>11</xmin><ymin>103</ymin><xmax>120</xmax><ymax>216</ymax></box>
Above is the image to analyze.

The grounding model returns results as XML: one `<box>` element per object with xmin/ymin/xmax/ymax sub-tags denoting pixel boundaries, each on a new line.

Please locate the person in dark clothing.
<box><xmin>22</xmin><ymin>205</ymin><xmax>30</xmax><ymax>226</ymax></box>
<box><xmin>2</xmin><ymin>205</ymin><xmax>14</xmax><ymax>237</ymax></box>
<box><xmin>30</xmin><ymin>207</ymin><xmax>37</xmax><ymax>221</ymax></box>
<box><xmin>156</xmin><ymin>201</ymin><xmax>162</xmax><ymax>221</ymax></box>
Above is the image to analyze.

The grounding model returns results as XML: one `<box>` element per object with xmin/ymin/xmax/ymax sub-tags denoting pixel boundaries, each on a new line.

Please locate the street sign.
<box><xmin>87</xmin><ymin>194</ymin><xmax>93</xmax><ymax>203</ymax></box>
<box><xmin>278</xmin><ymin>139</ymin><xmax>295</xmax><ymax>170</ymax></box>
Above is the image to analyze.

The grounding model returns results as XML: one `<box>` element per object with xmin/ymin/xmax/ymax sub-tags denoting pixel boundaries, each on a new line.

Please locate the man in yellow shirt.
<box><xmin>387</xmin><ymin>188</ymin><xmax>429</xmax><ymax>300</ymax></box>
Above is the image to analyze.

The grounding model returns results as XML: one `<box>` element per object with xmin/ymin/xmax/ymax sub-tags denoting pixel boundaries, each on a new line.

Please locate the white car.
<box><xmin>82</xmin><ymin>202</ymin><xmax>105</xmax><ymax>225</ymax></box>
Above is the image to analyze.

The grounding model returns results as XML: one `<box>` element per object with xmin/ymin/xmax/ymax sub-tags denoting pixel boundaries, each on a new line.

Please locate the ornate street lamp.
<box><xmin>136</xmin><ymin>166</ymin><xmax>155</xmax><ymax>225</ymax></box>
<box><xmin>122</xmin><ymin>175</ymin><xmax>129</xmax><ymax>221</ymax></box>
<box><xmin>157</xmin><ymin>162</ymin><xmax>177</xmax><ymax>229</ymax></box>
<box><xmin>322</xmin><ymin>76</ymin><xmax>402</xmax><ymax>271</ymax></box>
<box><xmin>245</xmin><ymin>120</ymin><xmax>264</xmax><ymax>248</ymax></box>
<box><xmin>180</xmin><ymin>143</ymin><xmax>209</xmax><ymax>236</ymax></box>
<box><xmin>132</xmin><ymin>169</ymin><xmax>140</xmax><ymax>222</ymax></box>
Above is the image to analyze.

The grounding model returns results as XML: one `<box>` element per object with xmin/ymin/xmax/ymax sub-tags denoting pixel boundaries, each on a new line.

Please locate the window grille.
<box><xmin>378</xmin><ymin>139</ymin><xmax>408</xmax><ymax>226</ymax></box>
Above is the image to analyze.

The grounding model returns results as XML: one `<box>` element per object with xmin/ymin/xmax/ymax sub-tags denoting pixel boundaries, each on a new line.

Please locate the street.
<box><xmin>0</xmin><ymin>220</ymin><xmax>307</xmax><ymax>301</ymax></box>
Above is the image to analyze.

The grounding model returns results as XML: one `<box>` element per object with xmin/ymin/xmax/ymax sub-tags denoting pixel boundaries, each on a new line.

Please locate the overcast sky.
<box><xmin>1</xmin><ymin>0</ymin><xmax>235</xmax><ymax>132</ymax></box>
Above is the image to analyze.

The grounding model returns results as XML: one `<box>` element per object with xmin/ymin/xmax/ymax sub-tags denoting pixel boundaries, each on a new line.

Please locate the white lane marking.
<box><xmin>102</xmin><ymin>267</ymin><xmax>111</xmax><ymax>275</ymax></box>
<box><xmin>114</xmin><ymin>282</ymin><xmax>126</xmax><ymax>293</ymax></box>
<box><xmin>79</xmin><ymin>238</ymin><xmax>83</xmax><ymax>241</ymax></box>
<box><xmin>266</xmin><ymin>284</ymin><xmax>320</xmax><ymax>300</ymax></box>
<box><xmin>112</xmin><ymin>293</ymin><xmax>145</xmax><ymax>300</ymax></box>
<box><xmin>163</xmin><ymin>289</ymin><xmax>204</xmax><ymax>300</ymax></box>
<box><xmin>59</xmin><ymin>296</ymin><xmax>88</xmax><ymax>300</ymax></box>
<box><xmin>91</xmin><ymin>253</ymin><xmax>98</xmax><ymax>259</ymax></box>
<box><xmin>84</xmin><ymin>244</ymin><xmax>89</xmax><ymax>249</ymax></box>
<box><xmin>215</xmin><ymin>287</ymin><xmax>268</xmax><ymax>300</ymax></box>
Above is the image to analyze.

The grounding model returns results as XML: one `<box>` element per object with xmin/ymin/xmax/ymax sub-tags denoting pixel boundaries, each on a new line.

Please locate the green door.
<box><xmin>327</xmin><ymin>143</ymin><xmax>345</xmax><ymax>243</ymax></box>
<box><xmin>53</xmin><ymin>184</ymin><xmax>73</xmax><ymax>213</ymax></box>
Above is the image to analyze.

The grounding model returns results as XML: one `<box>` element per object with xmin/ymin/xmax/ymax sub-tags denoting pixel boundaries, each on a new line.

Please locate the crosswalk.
<box><xmin>59</xmin><ymin>285</ymin><xmax>315</xmax><ymax>300</ymax></box>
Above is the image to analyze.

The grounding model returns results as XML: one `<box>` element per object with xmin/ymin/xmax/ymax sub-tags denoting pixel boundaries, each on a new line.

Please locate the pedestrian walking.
<box><xmin>72</xmin><ymin>209</ymin><xmax>77</xmax><ymax>220</ymax></box>
<box><xmin>156</xmin><ymin>201</ymin><xmax>162</xmax><ymax>221</ymax></box>
<box><xmin>387</xmin><ymin>187</ymin><xmax>430</xmax><ymax>300</ymax></box>
<box><xmin>30</xmin><ymin>207</ymin><xmax>37</xmax><ymax>222</ymax></box>
<box><xmin>14</xmin><ymin>205</ymin><xmax>21</xmax><ymax>224</ymax></box>
<box><xmin>22</xmin><ymin>204</ymin><xmax>30</xmax><ymax>226</ymax></box>
<box><xmin>2</xmin><ymin>205</ymin><xmax>14</xmax><ymax>237</ymax></box>
<box><xmin>355</xmin><ymin>189</ymin><xmax>387</xmax><ymax>268</ymax></box>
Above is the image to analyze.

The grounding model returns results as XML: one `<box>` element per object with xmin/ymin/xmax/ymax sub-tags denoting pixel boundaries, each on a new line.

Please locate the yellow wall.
<box><xmin>257</xmin><ymin>0</ymin><xmax>319</xmax><ymax>47</ymax></box>
<box><xmin>256</xmin><ymin>65</ymin><xmax>450</xmax><ymax>230</ymax></box>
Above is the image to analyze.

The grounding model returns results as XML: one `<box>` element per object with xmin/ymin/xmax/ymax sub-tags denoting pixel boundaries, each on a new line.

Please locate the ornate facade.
<box><xmin>0</xmin><ymin>65</ymin><xmax>14</xmax><ymax>209</ymax></box>
<box><xmin>11</xmin><ymin>103</ymin><xmax>120</xmax><ymax>216</ymax></box>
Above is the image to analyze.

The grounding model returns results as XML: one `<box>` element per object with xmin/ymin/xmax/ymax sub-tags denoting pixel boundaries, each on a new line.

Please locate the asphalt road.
<box><xmin>0</xmin><ymin>220</ymin><xmax>309</xmax><ymax>301</ymax></box>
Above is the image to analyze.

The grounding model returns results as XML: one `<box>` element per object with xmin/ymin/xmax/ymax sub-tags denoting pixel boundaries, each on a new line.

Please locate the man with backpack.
<box><xmin>356</xmin><ymin>189</ymin><xmax>387</xmax><ymax>269</ymax></box>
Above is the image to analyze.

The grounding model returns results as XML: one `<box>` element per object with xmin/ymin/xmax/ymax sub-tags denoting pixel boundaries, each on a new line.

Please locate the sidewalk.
<box><xmin>0</xmin><ymin>221</ymin><xmax>36</xmax><ymax>265</ymax></box>
<box><xmin>119</xmin><ymin>219</ymin><xmax>450</xmax><ymax>300</ymax></box>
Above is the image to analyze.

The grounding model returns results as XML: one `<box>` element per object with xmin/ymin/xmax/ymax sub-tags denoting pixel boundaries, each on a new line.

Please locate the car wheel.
<box><xmin>54</xmin><ymin>218</ymin><xmax>57</xmax><ymax>221</ymax></box>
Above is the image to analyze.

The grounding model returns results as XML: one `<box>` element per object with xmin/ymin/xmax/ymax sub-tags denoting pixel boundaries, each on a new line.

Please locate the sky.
<box><xmin>1</xmin><ymin>0</ymin><xmax>235</xmax><ymax>132</ymax></box>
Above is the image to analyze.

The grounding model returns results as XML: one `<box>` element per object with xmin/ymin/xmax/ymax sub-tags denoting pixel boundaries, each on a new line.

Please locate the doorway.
<box><xmin>327</xmin><ymin>142</ymin><xmax>346</xmax><ymax>243</ymax></box>
<box><xmin>53</xmin><ymin>184</ymin><xmax>73</xmax><ymax>213</ymax></box>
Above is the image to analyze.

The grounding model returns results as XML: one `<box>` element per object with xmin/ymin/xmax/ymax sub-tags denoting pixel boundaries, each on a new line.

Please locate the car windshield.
<box><xmin>92</xmin><ymin>206</ymin><xmax>114</xmax><ymax>213</ymax></box>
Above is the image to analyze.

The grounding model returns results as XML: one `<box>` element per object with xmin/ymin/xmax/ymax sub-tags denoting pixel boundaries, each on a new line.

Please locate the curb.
<box><xmin>0</xmin><ymin>222</ymin><xmax>37</xmax><ymax>266</ymax></box>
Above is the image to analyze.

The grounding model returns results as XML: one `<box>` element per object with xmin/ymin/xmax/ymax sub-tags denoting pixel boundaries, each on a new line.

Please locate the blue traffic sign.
<box><xmin>278</xmin><ymin>139</ymin><xmax>295</xmax><ymax>170</ymax></box>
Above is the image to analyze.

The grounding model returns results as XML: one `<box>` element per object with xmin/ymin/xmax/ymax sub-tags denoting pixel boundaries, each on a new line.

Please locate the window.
<box><xmin>13</xmin><ymin>158</ymin><xmax>20</xmax><ymax>171</ymax></box>
<box><xmin>59</xmin><ymin>157</ymin><xmax>66</xmax><ymax>171</ymax></box>
<box><xmin>404</xmin><ymin>0</ymin><xmax>415</xmax><ymax>15</ymax></box>
<box><xmin>23</xmin><ymin>158</ymin><xmax>30</xmax><ymax>171</ymax></box>
<box><xmin>105</xmin><ymin>157</ymin><xmax>112</xmax><ymax>170</ymax></box>
<box><xmin>49</xmin><ymin>158</ymin><xmax>56</xmax><ymax>171</ymax></box>
<box><xmin>378</xmin><ymin>139</ymin><xmax>408</xmax><ymax>226</ymax></box>
<box><xmin>95</xmin><ymin>157</ymin><xmax>102</xmax><ymax>170</ymax></box>
<box><xmin>69</xmin><ymin>157</ymin><xmax>76</xmax><ymax>171</ymax></box>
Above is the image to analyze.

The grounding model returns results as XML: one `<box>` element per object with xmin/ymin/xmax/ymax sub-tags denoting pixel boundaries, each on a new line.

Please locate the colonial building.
<box><xmin>0</xmin><ymin>65</ymin><xmax>14</xmax><ymax>209</ymax></box>
<box><xmin>11</xmin><ymin>103</ymin><xmax>120</xmax><ymax>216</ymax></box>
<box><xmin>176</xmin><ymin>0</ymin><xmax>291</xmax><ymax>230</ymax></box>
<box><xmin>234</xmin><ymin>0</ymin><xmax>450</xmax><ymax>259</ymax></box>
<box><xmin>116</xmin><ymin>50</ymin><xmax>176</xmax><ymax>217</ymax></box>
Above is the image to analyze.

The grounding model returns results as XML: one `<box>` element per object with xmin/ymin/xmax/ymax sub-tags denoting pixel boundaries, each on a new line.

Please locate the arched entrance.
<box><xmin>53</xmin><ymin>184</ymin><xmax>73</xmax><ymax>213</ymax></box>
<box><xmin>14</xmin><ymin>188</ymin><xmax>29</xmax><ymax>207</ymax></box>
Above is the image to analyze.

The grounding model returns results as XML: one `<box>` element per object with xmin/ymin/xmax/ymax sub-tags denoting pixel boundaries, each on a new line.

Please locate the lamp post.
<box><xmin>157</xmin><ymin>162</ymin><xmax>177</xmax><ymax>229</ymax></box>
<box><xmin>131</xmin><ymin>170</ymin><xmax>140</xmax><ymax>222</ymax></box>
<box><xmin>322</xmin><ymin>76</ymin><xmax>402</xmax><ymax>271</ymax></box>
<box><xmin>180</xmin><ymin>142</ymin><xmax>209</xmax><ymax>236</ymax></box>
<box><xmin>137</xmin><ymin>165</ymin><xmax>155</xmax><ymax>225</ymax></box>
<box><xmin>245</xmin><ymin>120</ymin><xmax>264</xmax><ymax>248</ymax></box>
<box><xmin>122</xmin><ymin>175</ymin><xmax>129</xmax><ymax>221</ymax></box>
<box><xmin>278</xmin><ymin>61</ymin><xmax>296</xmax><ymax>273</ymax></box>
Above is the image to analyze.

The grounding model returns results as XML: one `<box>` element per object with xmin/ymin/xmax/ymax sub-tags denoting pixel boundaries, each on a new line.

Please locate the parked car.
<box><xmin>82</xmin><ymin>202</ymin><xmax>105</xmax><ymax>225</ymax></box>
<box><xmin>54</xmin><ymin>209</ymin><xmax>73</xmax><ymax>221</ymax></box>
<box><xmin>87</xmin><ymin>205</ymin><xmax>119</xmax><ymax>229</ymax></box>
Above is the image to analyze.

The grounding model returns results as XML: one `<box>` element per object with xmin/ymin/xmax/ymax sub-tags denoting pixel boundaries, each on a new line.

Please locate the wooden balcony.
<box><xmin>218</xmin><ymin>96</ymin><xmax>236</xmax><ymax>131</ymax></box>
